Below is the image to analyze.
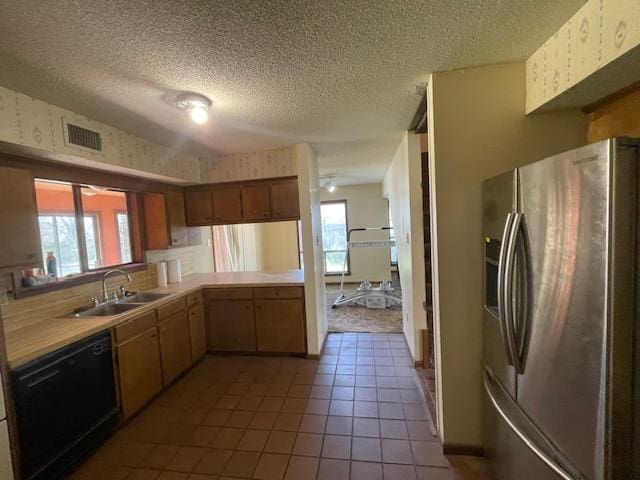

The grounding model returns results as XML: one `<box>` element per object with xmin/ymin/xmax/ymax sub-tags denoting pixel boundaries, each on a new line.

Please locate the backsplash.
<box><xmin>0</xmin><ymin>84</ymin><xmax>201</xmax><ymax>183</ymax></box>
<box><xmin>201</xmin><ymin>146</ymin><xmax>296</xmax><ymax>183</ymax></box>
<box><xmin>0</xmin><ymin>267</ymin><xmax>156</xmax><ymax>333</ymax></box>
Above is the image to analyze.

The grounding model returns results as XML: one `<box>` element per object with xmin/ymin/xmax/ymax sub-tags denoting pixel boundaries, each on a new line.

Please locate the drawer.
<box><xmin>187</xmin><ymin>291</ymin><xmax>201</xmax><ymax>306</ymax></box>
<box><xmin>253</xmin><ymin>286</ymin><xmax>303</xmax><ymax>299</ymax></box>
<box><xmin>204</xmin><ymin>288</ymin><xmax>253</xmax><ymax>300</ymax></box>
<box><xmin>156</xmin><ymin>297</ymin><xmax>187</xmax><ymax>321</ymax></box>
<box><xmin>115</xmin><ymin>310</ymin><xmax>157</xmax><ymax>344</ymax></box>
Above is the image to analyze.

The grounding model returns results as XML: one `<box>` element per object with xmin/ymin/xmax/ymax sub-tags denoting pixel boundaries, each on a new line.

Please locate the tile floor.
<box><xmin>69</xmin><ymin>333</ymin><xmax>455</xmax><ymax>480</ymax></box>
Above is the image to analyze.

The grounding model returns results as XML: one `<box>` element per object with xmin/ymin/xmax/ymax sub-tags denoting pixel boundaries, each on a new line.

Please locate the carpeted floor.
<box><xmin>326</xmin><ymin>281</ymin><xmax>403</xmax><ymax>333</ymax></box>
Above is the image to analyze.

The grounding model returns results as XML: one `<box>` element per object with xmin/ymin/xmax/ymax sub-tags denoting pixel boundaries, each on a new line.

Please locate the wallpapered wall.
<box><xmin>526</xmin><ymin>0</ymin><xmax>640</xmax><ymax>113</ymax></box>
<box><xmin>201</xmin><ymin>147</ymin><xmax>296</xmax><ymax>183</ymax></box>
<box><xmin>0</xmin><ymin>84</ymin><xmax>201</xmax><ymax>183</ymax></box>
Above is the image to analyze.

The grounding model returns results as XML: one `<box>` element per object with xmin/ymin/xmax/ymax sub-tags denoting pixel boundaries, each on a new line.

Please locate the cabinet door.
<box><xmin>212</xmin><ymin>187</ymin><xmax>242</xmax><ymax>224</ymax></box>
<box><xmin>188</xmin><ymin>302</ymin><xmax>207</xmax><ymax>362</ymax></box>
<box><xmin>0</xmin><ymin>167</ymin><xmax>41</xmax><ymax>269</ymax></box>
<box><xmin>158</xmin><ymin>311</ymin><xmax>193</xmax><ymax>385</ymax></box>
<box><xmin>116</xmin><ymin>327</ymin><xmax>163</xmax><ymax>419</ymax></box>
<box><xmin>270</xmin><ymin>179</ymin><xmax>300</xmax><ymax>219</ymax></box>
<box><xmin>241</xmin><ymin>183</ymin><xmax>271</xmax><ymax>221</ymax></box>
<box><xmin>205</xmin><ymin>299</ymin><xmax>256</xmax><ymax>351</ymax></box>
<box><xmin>255</xmin><ymin>299</ymin><xmax>306</xmax><ymax>353</ymax></box>
<box><xmin>142</xmin><ymin>192</ymin><xmax>169</xmax><ymax>250</ymax></box>
<box><xmin>166</xmin><ymin>191</ymin><xmax>189</xmax><ymax>247</ymax></box>
<box><xmin>185</xmin><ymin>190</ymin><xmax>214</xmax><ymax>226</ymax></box>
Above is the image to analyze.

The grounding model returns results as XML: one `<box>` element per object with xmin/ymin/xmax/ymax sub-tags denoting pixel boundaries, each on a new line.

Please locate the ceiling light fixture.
<box><xmin>321</xmin><ymin>176</ymin><xmax>337</xmax><ymax>193</ymax></box>
<box><xmin>175</xmin><ymin>93</ymin><xmax>212</xmax><ymax>124</ymax></box>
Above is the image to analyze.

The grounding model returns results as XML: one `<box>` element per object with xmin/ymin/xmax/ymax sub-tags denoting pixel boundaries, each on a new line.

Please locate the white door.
<box><xmin>0</xmin><ymin>420</ymin><xmax>14</xmax><ymax>480</ymax></box>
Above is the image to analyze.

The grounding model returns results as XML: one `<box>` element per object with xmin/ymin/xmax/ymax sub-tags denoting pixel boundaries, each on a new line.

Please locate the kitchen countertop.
<box><xmin>5</xmin><ymin>270</ymin><xmax>305</xmax><ymax>369</ymax></box>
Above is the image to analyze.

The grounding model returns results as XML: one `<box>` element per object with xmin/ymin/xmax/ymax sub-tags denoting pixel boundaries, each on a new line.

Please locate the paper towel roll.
<box><xmin>167</xmin><ymin>259</ymin><xmax>181</xmax><ymax>284</ymax></box>
<box><xmin>156</xmin><ymin>261</ymin><xmax>168</xmax><ymax>288</ymax></box>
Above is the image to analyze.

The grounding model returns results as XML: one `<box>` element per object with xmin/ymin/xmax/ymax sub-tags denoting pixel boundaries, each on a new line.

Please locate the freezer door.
<box><xmin>484</xmin><ymin>369</ymin><xmax>583</xmax><ymax>480</ymax></box>
<box><xmin>515</xmin><ymin>140</ymin><xmax>614</xmax><ymax>480</ymax></box>
<box><xmin>482</xmin><ymin>170</ymin><xmax>517</xmax><ymax>397</ymax></box>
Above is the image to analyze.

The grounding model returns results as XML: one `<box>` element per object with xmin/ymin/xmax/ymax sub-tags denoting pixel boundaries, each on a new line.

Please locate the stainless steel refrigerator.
<box><xmin>481</xmin><ymin>138</ymin><xmax>639</xmax><ymax>480</ymax></box>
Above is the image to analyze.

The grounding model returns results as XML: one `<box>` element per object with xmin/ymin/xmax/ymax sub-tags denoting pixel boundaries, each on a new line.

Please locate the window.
<box><xmin>80</xmin><ymin>187</ymin><xmax>131</xmax><ymax>269</ymax></box>
<box><xmin>117</xmin><ymin>213</ymin><xmax>132</xmax><ymax>264</ymax></box>
<box><xmin>388</xmin><ymin>204</ymin><xmax>397</xmax><ymax>266</ymax></box>
<box><xmin>34</xmin><ymin>179</ymin><xmax>134</xmax><ymax>280</ymax></box>
<box><xmin>320</xmin><ymin>200</ymin><xmax>349</xmax><ymax>274</ymax></box>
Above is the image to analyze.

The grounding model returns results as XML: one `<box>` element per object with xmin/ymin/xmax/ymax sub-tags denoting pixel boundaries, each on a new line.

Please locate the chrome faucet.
<box><xmin>102</xmin><ymin>269</ymin><xmax>132</xmax><ymax>302</ymax></box>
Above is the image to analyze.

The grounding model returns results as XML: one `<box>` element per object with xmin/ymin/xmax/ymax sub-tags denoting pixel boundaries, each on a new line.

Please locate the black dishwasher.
<box><xmin>12</xmin><ymin>330</ymin><xmax>118</xmax><ymax>480</ymax></box>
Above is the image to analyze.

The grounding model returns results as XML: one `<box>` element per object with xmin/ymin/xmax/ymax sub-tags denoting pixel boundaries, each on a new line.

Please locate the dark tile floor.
<box><xmin>69</xmin><ymin>333</ymin><xmax>455</xmax><ymax>480</ymax></box>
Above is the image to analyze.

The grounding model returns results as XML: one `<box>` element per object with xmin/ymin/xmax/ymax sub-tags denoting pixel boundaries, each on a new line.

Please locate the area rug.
<box><xmin>325</xmin><ymin>283</ymin><xmax>403</xmax><ymax>333</ymax></box>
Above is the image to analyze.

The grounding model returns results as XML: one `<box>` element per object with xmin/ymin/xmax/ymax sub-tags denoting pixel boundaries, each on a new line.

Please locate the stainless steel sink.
<box><xmin>67</xmin><ymin>291</ymin><xmax>171</xmax><ymax>318</ymax></box>
<box><xmin>120</xmin><ymin>292</ymin><xmax>171</xmax><ymax>304</ymax></box>
<box><xmin>69</xmin><ymin>302</ymin><xmax>142</xmax><ymax>318</ymax></box>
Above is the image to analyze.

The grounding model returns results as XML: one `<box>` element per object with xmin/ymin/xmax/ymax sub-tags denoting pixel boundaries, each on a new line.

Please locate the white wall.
<box><xmin>427</xmin><ymin>62</ymin><xmax>587</xmax><ymax>449</ymax></box>
<box><xmin>296</xmin><ymin>144</ymin><xmax>327</xmax><ymax>355</ymax></box>
<box><xmin>320</xmin><ymin>183</ymin><xmax>391</xmax><ymax>283</ymax></box>
<box><xmin>146</xmin><ymin>226</ymin><xmax>215</xmax><ymax>275</ymax></box>
<box><xmin>382</xmin><ymin>133</ymin><xmax>426</xmax><ymax>363</ymax></box>
<box><xmin>257</xmin><ymin>221</ymin><xmax>300</xmax><ymax>271</ymax></box>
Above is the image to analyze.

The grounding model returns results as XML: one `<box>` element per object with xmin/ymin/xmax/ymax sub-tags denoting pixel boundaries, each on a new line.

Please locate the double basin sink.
<box><xmin>68</xmin><ymin>292</ymin><xmax>171</xmax><ymax>318</ymax></box>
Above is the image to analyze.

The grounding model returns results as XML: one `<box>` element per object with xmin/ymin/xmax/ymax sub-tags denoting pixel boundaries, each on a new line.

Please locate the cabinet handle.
<box><xmin>149</xmin><ymin>332</ymin><xmax>157</xmax><ymax>338</ymax></box>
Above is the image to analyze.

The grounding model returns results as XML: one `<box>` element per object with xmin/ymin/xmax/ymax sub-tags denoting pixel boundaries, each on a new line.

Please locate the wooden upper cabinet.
<box><xmin>182</xmin><ymin>177</ymin><xmax>299</xmax><ymax>227</ymax></box>
<box><xmin>166</xmin><ymin>191</ymin><xmax>189</xmax><ymax>248</ymax></box>
<box><xmin>143</xmin><ymin>191</ymin><xmax>197</xmax><ymax>249</ymax></box>
<box><xmin>212</xmin><ymin>187</ymin><xmax>242</xmax><ymax>224</ymax></box>
<box><xmin>0</xmin><ymin>166</ymin><xmax>41</xmax><ymax>269</ymax></box>
<box><xmin>241</xmin><ymin>184</ymin><xmax>271</xmax><ymax>221</ymax></box>
<box><xmin>185</xmin><ymin>190</ymin><xmax>214</xmax><ymax>226</ymax></box>
<box><xmin>270</xmin><ymin>179</ymin><xmax>300</xmax><ymax>220</ymax></box>
<box><xmin>142</xmin><ymin>192</ymin><xmax>169</xmax><ymax>250</ymax></box>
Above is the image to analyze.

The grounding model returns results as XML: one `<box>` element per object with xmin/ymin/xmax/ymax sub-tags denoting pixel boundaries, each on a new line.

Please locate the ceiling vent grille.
<box><xmin>64</xmin><ymin>122</ymin><xmax>103</xmax><ymax>152</ymax></box>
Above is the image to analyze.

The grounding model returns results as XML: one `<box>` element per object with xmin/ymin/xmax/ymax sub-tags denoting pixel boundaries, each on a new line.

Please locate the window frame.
<box><xmin>388</xmin><ymin>202</ymin><xmax>398</xmax><ymax>267</ymax></box>
<box><xmin>34</xmin><ymin>179</ymin><xmax>137</xmax><ymax>276</ymax></box>
<box><xmin>320</xmin><ymin>199</ymin><xmax>351</xmax><ymax>276</ymax></box>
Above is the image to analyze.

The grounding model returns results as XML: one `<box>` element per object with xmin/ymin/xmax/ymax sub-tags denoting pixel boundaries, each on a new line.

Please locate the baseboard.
<box><xmin>443</xmin><ymin>444</ymin><xmax>484</xmax><ymax>457</ymax></box>
<box><xmin>308</xmin><ymin>331</ymin><xmax>330</xmax><ymax>359</ymax></box>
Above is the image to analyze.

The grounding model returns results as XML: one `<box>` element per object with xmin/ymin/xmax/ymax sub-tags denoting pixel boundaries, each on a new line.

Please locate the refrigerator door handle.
<box><xmin>497</xmin><ymin>213</ymin><xmax>515</xmax><ymax>366</ymax></box>
<box><xmin>484</xmin><ymin>370</ymin><xmax>586</xmax><ymax>480</ymax></box>
<box><xmin>503</xmin><ymin>212</ymin><xmax>522</xmax><ymax>372</ymax></box>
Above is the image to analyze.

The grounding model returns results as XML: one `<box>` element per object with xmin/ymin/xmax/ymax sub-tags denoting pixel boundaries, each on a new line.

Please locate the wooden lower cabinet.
<box><xmin>116</xmin><ymin>327</ymin><xmax>163</xmax><ymax>419</ymax></box>
<box><xmin>255</xmin><ymin>299</ymin><xmax>306</xmax><ymax>353</ymax></box>
<box><xmin>204</xmin><ymin>287</ymin><xmax>306</xmax><ymax>354</ymax></box>
<box><xmin>158</xmin><ymin>311</ymin><xmax>193</xmax><ymax>385</ymax></box>
<box><xmin>205</xmin><ymin>299</ymin><xmax>256</xmax><ymax>351</ymax></box>
<box><xmin>188</xmin><ymin>301</ymin><xmax>207</xmax><ymax>361</ymax></box>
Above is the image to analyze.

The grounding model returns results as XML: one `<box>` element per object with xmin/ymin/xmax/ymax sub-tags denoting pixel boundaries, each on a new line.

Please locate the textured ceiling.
<box><xmin>0</xmin><ymin>0</ymin><xmax>585</xmax><ymax>184</ymax></box>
